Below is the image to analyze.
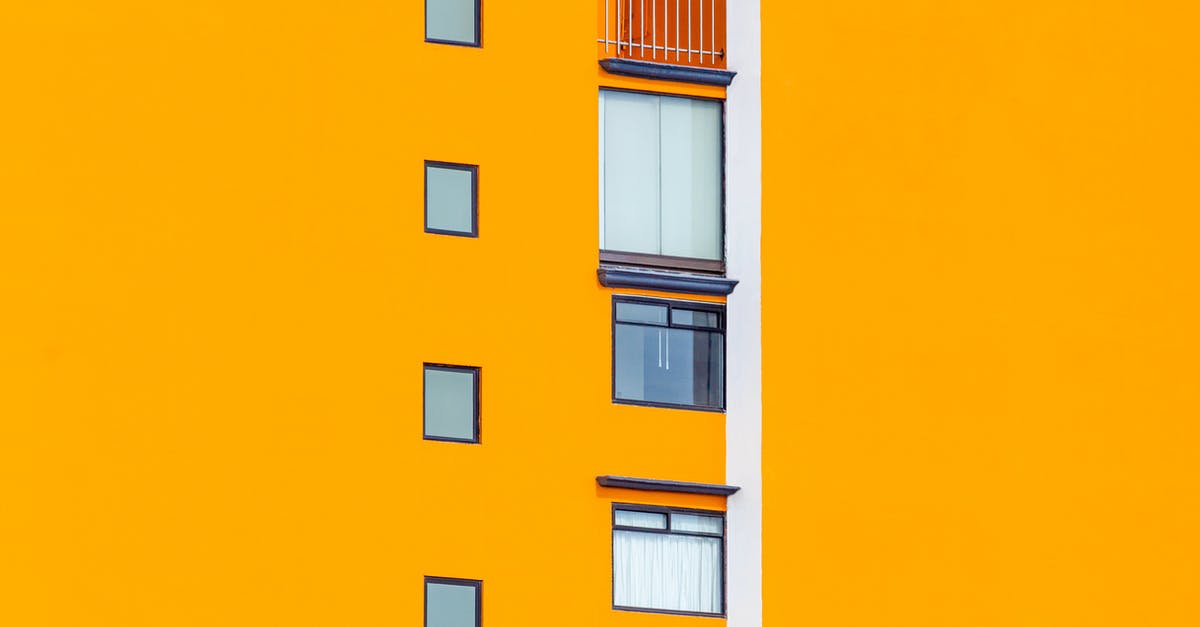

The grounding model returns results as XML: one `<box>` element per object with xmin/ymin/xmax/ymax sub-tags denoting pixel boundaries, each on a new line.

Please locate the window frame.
<box><xmin>598</xmin><ymin>87</ymin><xmax>727</xmax><ymax>273</ymax></box>
<box><xmin>424</xmin><ymin>160</ymin><xmax>479</xmax><ymax>238</ymax></box>
<box><xmin>424</xmin><ymin>575</ymin><xmax>483</xmax><ymax>627</ymax></box>
<box><xmin>610</xmin><ymin>502</ymin><xmax>727</xmax><ymax>617</ymax></box>
<box><xmin>610</xmin><ymin>295</ymin><xmax>727</xmax><ymax>412</ymax></box>
<box><xmin>422</xmin><ymin>363</ymin><xmax>481</xmax><ymax>444</ymax></box>
<box><xmin>424</xmin><ymin>0</ymin><xmax>482</xmax><ymax>48</ymax></box>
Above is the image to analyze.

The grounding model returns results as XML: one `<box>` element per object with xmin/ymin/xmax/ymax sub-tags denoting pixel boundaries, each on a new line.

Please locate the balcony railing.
<box><xmin>598</xmin><ymin>0</ymin><xmax>726</xmax><ymax>69</ymax></box>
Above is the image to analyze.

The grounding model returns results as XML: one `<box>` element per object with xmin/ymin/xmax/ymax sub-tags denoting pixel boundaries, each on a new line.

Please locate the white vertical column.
<box><xmin>724</xmin><ymin>0</ymin><xmax>763</xmax><ymax>625</ymax></box>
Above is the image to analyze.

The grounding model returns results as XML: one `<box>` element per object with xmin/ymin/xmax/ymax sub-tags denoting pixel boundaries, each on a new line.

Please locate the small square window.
<box><xmin>425</xmin><ymin>576</ymin><xmax>481</xmax><ymax>627</ymax></box>
<box><xmin>425</xmin><ymin>161</ymin><xmax>478</xmax><ymax>237</ymax></box>
<box><xmin>423</xmin><ymin>364</ymin><xmax>480</xmax><ymax>443</ymax></box>
<box><xmin>425</xmin><ymin>0</ymin><xmax>481</xmax><ymax>47</ymax></box>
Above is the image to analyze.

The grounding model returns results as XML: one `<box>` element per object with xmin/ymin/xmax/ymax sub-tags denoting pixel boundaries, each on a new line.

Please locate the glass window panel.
<box><xmin>601</xmin><ymin>91</ymin><xmax>660</xmax><ymax>255</ymax></box>
<box><xmin>614</xmin><ymin>324</ymin><xmax>723</xmax><ymax>409</ymax></box>
<box><xmin>425</xmin><ymin>0</ymin><xmax>478</xmax><ymax>45</ymax></box>
<box><xmin>616</xmin><ymin>302</ymin><xmax>668</xmax><ymax>325</ymax></box>
<box><xmin>424</xmin><ymin>367</ymin><xmax>476</xmax><ymax>441</ymax></box>
<box><xmin>426</xmin><ymin>165</ymin><xmax>475</xmax><ymax>235</ymax></box>
<box><xmin>613</xmin><ymin>530</ymin><xmax>723</xmax><ymax>614</ymax></box>
<box><xmin>659</xmin><ymin>96</ymin><xmax>722</xmax><ymax>260</ymax></box>
<box><xmin>671</xmin><ymin>309</ymin><xmax>720</xmax><ymax>328</ymax></box>
<box><xmin>425</xmin><ymin>581</ymin><xmax>478</xmax><ymax>627</ymax></box>
<box><xmin>671</xmin><ymin>513</ymin><xmax>724</xmax><ymax>534</ymax></box>
<box><xmin>615</xmin><ymin>510</ymin><xmax>668</xmax><ymax>529</ymax></box>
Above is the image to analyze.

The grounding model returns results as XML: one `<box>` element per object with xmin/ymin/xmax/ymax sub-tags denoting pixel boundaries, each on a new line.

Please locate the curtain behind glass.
<box><xmin>613</xmin><ymin>530</ymin><xmax>722</xmax><ymax>614</ymax></box>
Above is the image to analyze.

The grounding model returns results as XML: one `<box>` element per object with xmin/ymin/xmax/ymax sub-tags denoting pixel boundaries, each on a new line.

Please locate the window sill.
<box><xmin>598</xmin><ymin>265</ymin><xmax>738</xmax><ymax>296</ymax></box>
<box><xmin>599</xmin><ymin>58</ymin><xmax>737</xmax><ymax>87</ymax></box>
<box><xmin>600</xmin><ymin>250</ymin><xmax>724</xmax><ymax>274</ymax></box>
<box><xmin>597</xmin><ymin>475</ymin><xmax>741</xmax><ymax>496</ymax></box>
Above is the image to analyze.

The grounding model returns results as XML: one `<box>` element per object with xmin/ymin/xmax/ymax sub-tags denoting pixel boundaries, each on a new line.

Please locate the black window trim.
<box><xmin>610</xmin><ymin>502</ymin><xmax>727</xmax><ymax>618</ymax></box>
<box><xmin>424</xmin><ymin>0</ymin><xmax>483</xmax><ymax>48</ymax></box>
<box><xmin>424</xmin><ymin>160</ymin><xmax>479</xmax><ymax>238</ymax></box>
<box><xmin>424</xmin><ymin>575</ymin><xmax>483</xmax><ymax>627</ymax></box>
<box><xmin>598</xmin><ymin>87</ymin><xmax>727</xmax><ymax>274</ymax></box>
<box><xmin>422</xmin><ymin>363</ymin><xmax>481</xmax><ymax>444</ymax></box>
<box><xmin>611</xmin><ymin>295</ymin><xmax>727</xmax><ymax>413</ymax></box>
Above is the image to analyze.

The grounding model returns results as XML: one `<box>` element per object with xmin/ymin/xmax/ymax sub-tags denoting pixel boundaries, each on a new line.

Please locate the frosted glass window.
<box><xmin>426</xmin><ymin>0</ymin><xmax>480</xmax><ymax>46</ymax></box>
<box><xmin>615</xmin><ymin>509</ymin><xmax>668</xmax><ymax>529</ymax></box>
<box><xmin>425</xmin><ymin>162</ymin><xmax>477</xmax><ymax>236</ymax></box>
<box><xmin>613</xmin><ymin>298</ymin><xmax>724</xmax><ymax>410</ymax></box>
<box><xmin>424</xmin><ymin>365</ymin><xmax>479</xmax><ymax>442</ymax></box>
<box><xmin>425</xmin><ymin>577</ymin><xmax>481</xmax><ymax>627</ymax></box>
<box><xmin>600</xmin><ymin>90</ymin><xmax>722</xmax><ymax>261</ymax></box>
<box><xmin>612</xmin><ymin>507</ymin><xmax>724</xmax><ymax>615</ymax></box>
<box><xmin>671</xmin><ymin>513</ymin><xmax>724</xmax><ymax>534</ymax></box>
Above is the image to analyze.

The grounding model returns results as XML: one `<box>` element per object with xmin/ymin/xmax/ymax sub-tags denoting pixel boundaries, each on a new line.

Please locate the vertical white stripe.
<box><xmin>724</xmin><ymin>0</ymin><xmax>762</xmax><ymax>624</ymax></box>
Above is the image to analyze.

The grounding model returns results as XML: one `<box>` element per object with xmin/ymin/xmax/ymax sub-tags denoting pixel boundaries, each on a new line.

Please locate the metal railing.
<box><xmin>598</xmin><ymin>0</ymin><xmax>726</xmax><ymax>69</ymax></box>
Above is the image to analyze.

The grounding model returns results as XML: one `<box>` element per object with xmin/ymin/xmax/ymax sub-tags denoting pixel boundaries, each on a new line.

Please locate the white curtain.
<box><xmin>613</xmin><ymin>530</ymin><xmax>723</xmax><ymax>614</ymax></box>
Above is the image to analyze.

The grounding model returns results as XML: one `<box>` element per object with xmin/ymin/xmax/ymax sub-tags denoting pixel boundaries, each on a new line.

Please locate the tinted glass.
<box><xmin>614</xmin><ymin>324</ymin><xmax>723</xmax><ymax>408</ymax></box>
<box><xmin>426</xmin><ymin>581</ymin><xmax>477</xmax><ymax>627</ymax></box>
<box><xmin>426</xmin><ymin>0</ymin><xmax>478</xmax><ymax>45</ymax></box>
<box><xmin>426</xmin><ymin>164</ymin><xmax>475</xmax><ymax>235</ymax></box>
<box><xmin>616</xmin><ymin>302</ymin><xmax>668</xmax><ymax>325</ymax></box>
<box><xmin>424</xmin><ymin>367</ymin><xmax>477</xmax><ymax>441</ymax></box>
<box><xmin>671</xmin><ymin>309</ymin><xmax>720</xmax><ymax>328</ymax></box>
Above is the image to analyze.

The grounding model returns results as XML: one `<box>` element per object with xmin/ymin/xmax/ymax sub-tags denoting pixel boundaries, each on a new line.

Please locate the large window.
<box><xmin>612</xmin><ymin>505</ymin><xmax>725</xmax><ymax>616</ymax></box>
<box><xmin>613</xmin><ymin>297</ymin><xmax>724</xmax><ymax>410</ymax></box>
<box><xmin>425</xmin><ymin>0</ymin><xmax>481</xmax><ymax>47</ymax></box>
<box><xmin>425</xmin><ymin>576</ymin><xmax>481</xmax><ymax>627</ymax></box>
<box><xmin>599</xmin><ymin>90</ymin><xmax>723</xmax><ymax>270</ymax></box>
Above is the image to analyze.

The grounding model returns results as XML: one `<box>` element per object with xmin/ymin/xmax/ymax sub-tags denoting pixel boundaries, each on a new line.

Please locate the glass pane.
<box><xmin>602</xmin><ymin>91</ymin><xmax>660</xmax><ymax>255</ymax></box>
<box><xmin>426</xmin><ymin>165</ymin><xmax>474</xmax><ymax>234</ymax></box>
<box><xmin>616</xmin><ymin>302</ymin><xmax>668</xmax><ymax>325</ymax></box>
<box><xmin>615</xmin><ymin>510</ymin><xmax>667</xmax><ymax>529</ymax></box>
<box><xmin>671</xmin><ymin>513</ymin><xmax>724</xmax><ymax>534</ymax></box>
<box><xmin>671</xmin><ymin>309</ymin><xmax>720</xmax><ymax>329</ymax></box>
<box><xmin>426</xmin><ymin>0</ymin><xmax>477</xmax><ymax>44</ymax></box>
<box><xmin>426</xmin><ymin>581</ymin><xmax>477</xmax><ymax>627</ymax></box>
<box><xmin>613</xmin><ymin>530</ymin><xmax>723</xmax><ymax>614</ymax></box>
<box><xmin>659</xmin><ymin>96</ymin><xmax>722</xmax><ymax>260</ymax></box>
<box><xmin>614</xmin><ymin>325</ymin><xmax>723</xmax><ymax>408</ymax></box>
<box><xmin>424</xmin><ymin>367</ymin><xmax>476</xmax><ymax>440</ymax></box>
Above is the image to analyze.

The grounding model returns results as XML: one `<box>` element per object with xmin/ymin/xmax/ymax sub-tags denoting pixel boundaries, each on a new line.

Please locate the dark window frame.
<box><xmin>424</xmin><ymin>576</ymin><xmax>483</xmax><ymax>627</ymax></box>
<box><xmin>424</xmin><ymin>0</ymin><xmax>483</xmax><ymax>47</ymax></box>
<box><xmin>424</xmin><ymin>160</ymin><xmax>479</xmax><ymax>238</ymax></box>
<box><xmin>598</xmin><ymin>87</ymin><xmax>727</xmax><ymax>274</ymax></box>
<box><xmin>422</xmin><ymin>363</ymin><xmax>481</xmax><ymax>444</ymax></box>
<box><xmin>611</xmin><ymin>295</ymin><xmax>727</xmax><ymax>412</ymax></box>
<box><xmin>610</xmin><ymin>502</ymin><xmax>727</xmax><ymax>618</ymax></box>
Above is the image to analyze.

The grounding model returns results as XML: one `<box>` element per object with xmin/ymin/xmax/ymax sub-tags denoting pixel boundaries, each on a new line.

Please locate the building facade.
<box><xmin>3</xmin><ymin>1</ymin><xmax>1199</xmax><ymax>626</ymax></box>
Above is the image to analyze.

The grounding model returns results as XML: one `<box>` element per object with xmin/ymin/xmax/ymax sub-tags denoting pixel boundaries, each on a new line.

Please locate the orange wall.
<box><xmin>763</xmin><ymin>2</ymin><xmax>1200</xmax><ymax>626</ymax></box>
<box><xmin>1</xmin><ymin>2</ymin><xmax>725</xmax><ymax>625</ymax></box>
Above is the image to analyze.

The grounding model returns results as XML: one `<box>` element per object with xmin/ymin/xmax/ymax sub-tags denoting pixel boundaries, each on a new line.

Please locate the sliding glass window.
<box><xmin>600</xmin><ymin>90</ymin><xmax>723</xmax><ymax>267</ymax></box>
